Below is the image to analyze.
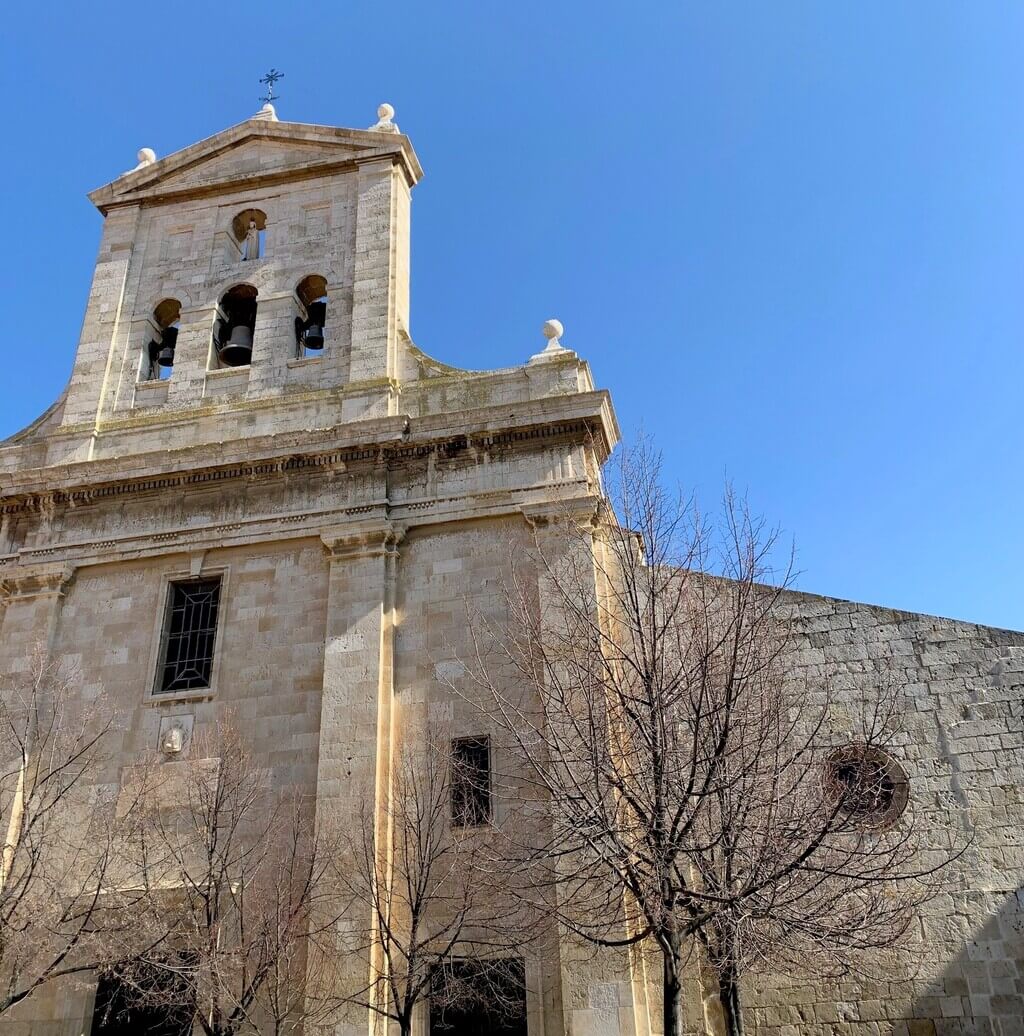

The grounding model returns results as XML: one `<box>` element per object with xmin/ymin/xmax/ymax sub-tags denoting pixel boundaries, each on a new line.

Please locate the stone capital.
<box><xmin>520</xmin><ymin>495</ymin><xmax>602</xmax><ymax>530</ymax></box>
<box><xmin>0</xmin><ymin>562</ymin><xmax>76</xmax><ymax>603</ymax></box>
<box><xmin>320</xmin><ymin>520</ymin><xmax>407</xmax><ymax>562</ymax></box>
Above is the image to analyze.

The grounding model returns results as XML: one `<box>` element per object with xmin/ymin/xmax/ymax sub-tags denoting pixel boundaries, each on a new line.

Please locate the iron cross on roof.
<box><xmin>259</xmin><ymin>69</ymin><xmax>284</xmax><ymax>105</ymax></box>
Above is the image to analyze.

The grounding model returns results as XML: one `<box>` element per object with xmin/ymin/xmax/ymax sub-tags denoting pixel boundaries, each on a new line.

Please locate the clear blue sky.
<box><xmin>1</xmin><ymin>3</ymin><xmax>1022</xmax><ymax>629</ymax></box>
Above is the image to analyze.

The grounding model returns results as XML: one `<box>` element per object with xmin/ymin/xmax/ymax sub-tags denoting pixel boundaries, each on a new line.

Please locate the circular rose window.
<box><xmin>825</xmin><ymin>744</ymin><xmax>909</xmax><ymax>830</ymax></box>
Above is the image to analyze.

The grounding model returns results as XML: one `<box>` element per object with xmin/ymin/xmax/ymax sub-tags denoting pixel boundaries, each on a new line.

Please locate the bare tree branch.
<box><xmin>329</xmin><ymin>729</ymin><xmax>535</xmax><ymax>1036</ymax></box>
<box><xmin>454</xmin><ymin>436</ymin><xmax>963</xmax><ymax>1036</ymax></box>
<box><xmin>114</xmin><ymin>719</ymin><xmax>342</xmax><ymax>1036</ymax></box>
<box><xmin>0</xmin><ymin>651</ymin><xmax>139</xmax><ymax>1016</ymax></box>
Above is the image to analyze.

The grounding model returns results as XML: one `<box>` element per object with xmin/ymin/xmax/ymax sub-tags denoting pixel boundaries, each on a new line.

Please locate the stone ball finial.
<box><xmin>371</xmin><ymin>103</ymin><xmax>400</xmax><ymax>133</ymax></box>
<box><xmin>126</xmin><ymin>147</ymin><xmax>158</xmax><ymax>175</ymax></box>
<box><xmin>542</xmin><ymin>319</ymin><xmax>564</xmax><ymax>342</ymax></box>
<box><xmin>253</xmin><ymin>102</ymin><xmax>279</xmax><ymax>122</ymax></box>
<box><xmin>530</xmin><ymin>318</ymin><xmax>571</xmax><ymax>363</ymax></box>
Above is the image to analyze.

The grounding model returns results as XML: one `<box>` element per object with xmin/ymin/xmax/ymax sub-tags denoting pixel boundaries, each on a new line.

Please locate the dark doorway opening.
<box><xmin>91</xmin><ymin>967</ymin><xmax>193</xmax><ymax>1036</ymax></box>
<box><xmin>430</xmin><ymin>958</ymin><xmax>528</xmax><ymax>1036</ymax></box>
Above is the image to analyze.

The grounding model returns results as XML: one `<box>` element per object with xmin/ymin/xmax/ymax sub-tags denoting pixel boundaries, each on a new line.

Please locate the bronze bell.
<box><xmin>304</xmin><ymin>300</ymin><xmax>326</xmax><ymax>350</ymax></box>
<box><xmin>157</xmin><ymin>326</ymin><xmax>178</xmax><ymax>367</ymax></box>
<box><xmin>219</xmin><ymin>324</ymin><xmax>253</xmax><ymax>367</ymax></box>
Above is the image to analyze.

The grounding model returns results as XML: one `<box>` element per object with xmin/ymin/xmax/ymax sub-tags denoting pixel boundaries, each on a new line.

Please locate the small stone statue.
<box><xmin>243</xmin><ymin>220</ymin><xmax>260</xmax><ymax>260</ymax></box>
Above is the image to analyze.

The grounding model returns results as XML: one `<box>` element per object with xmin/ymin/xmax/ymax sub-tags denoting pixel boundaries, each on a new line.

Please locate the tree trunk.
<box><xmin>663</xmin><ymin>949</ymin><xmax>683</xmax><ymax>1036</ymax></box>
<box><xmin>717</xmin><ymin>962</ymin><xmax>744</xmax><ymax>1036</ymax></box>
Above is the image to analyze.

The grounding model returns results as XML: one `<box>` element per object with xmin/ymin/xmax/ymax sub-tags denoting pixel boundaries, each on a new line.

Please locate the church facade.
<box><xmin>0</xmin><ymin>105</ymin><xmax>1020</xmax><ymax>1035</ymax></box>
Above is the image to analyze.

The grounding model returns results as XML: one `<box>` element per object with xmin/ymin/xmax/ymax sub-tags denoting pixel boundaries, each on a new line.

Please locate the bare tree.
<box><xmin>118</xmin><ymin>720</ymin><xmax>340</xmax><ymax>1036</ymax></box>
<box><xmin>459</xmin><ymin>439</ymin><xmax>959</xmax><ymax>1036</ymax></box>
<box><xmin>0</xmin><ymin>653</ymin><xmax>137</xmax><ymax>1016</ymax></box>
<box><xmin>330</xmin><ymin>732</ymin><xmax>532</xmax><ymax>1036</ymax></box>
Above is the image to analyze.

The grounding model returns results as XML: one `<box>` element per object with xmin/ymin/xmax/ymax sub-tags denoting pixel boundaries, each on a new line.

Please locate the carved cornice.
<box><xmin>0</xmin><ymin>475</ymin><xmax>594</xmax><ymax>574</ymax></box>
<box><xmin>0</xmin><ymin>398</ymin><xmax>612</xmax><ymax>516</ymax></box>
<box><xmin>0</xmin><ymin>562</ymin><xmax>76</xmax><ymax>603</ymax></box>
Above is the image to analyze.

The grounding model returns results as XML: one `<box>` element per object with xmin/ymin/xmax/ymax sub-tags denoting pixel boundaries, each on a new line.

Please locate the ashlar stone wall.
<box><xmin>718</xmin><ymin>592</ymin><xmax>1024</xmax><ymax>1036</ymax></box>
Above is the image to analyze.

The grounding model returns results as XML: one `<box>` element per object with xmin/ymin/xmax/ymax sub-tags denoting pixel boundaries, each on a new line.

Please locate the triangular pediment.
<box><xmin>89</xmin><ymin>118</ymin><xmax>422</xmax><ymax>212</ymax></box>
<box><xmin>153</xmin><ymin>137</ymin><xmax>366</xmax><ymax>191</ymax></box>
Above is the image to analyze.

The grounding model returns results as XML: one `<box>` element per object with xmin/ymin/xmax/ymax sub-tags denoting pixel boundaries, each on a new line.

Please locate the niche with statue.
<box><xmin>231</xmin><ymin>209</ymin><xmax>267</xmax><ymax>261</ymax></box>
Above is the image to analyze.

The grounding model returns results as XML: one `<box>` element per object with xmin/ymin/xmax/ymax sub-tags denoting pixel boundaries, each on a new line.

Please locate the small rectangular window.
<box><xmin>451</xmin><ymin>736</ymin><xmax>491</xmax><ymax>826</ymax></box>
<box><xmin>157</xmin><ymin>578</ymin><xmax>221</xmax><ymax>694</ymax></box>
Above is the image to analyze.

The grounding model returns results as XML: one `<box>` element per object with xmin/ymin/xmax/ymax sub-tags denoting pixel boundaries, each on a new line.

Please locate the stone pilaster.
<box><xmin>59</xmin><ymin>206</ymin><xmax>141</xmax><ymax>439</ymax></box>
<box><xmin>524</xmin><ymin>502</ymin><xmax>647</xmax><ymax>1036</ymax></box>
<box><xmin>0</xmin><ymin>562</ymin><xmax>76</xmax><ymax>672</ymax></box>
<box><xmin>350</xmin><ymin>160</ymin><xmax>411</xmax><ymax>394</ymax></box>
<box><xmin>315</xmin><ymin>520</ymin><xmax>405</xmax><ymax>1035</ymax></box>
<box><xmin>163</xmin><ymin>301</ymin><xmax>216</xmax><ymax>407</ymax></box>
<box><xmin>248</xmin><ymin>290</ymin><xmax>302</xmax><ymax>394</ymax></box>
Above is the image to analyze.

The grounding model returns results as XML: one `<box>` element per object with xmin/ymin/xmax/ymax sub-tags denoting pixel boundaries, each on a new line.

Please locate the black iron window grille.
<box><xmin>158</xmin><ymin>578</ymin><xmax>222</xmax><ymax>694</ymax></box>
<box><xmin>451</xmin><ymin>736</ymin><xmax>492</xmax><ymax>826</ymax></box>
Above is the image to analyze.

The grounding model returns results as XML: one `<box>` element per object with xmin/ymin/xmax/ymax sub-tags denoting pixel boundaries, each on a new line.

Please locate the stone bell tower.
<box><xmin>49</xmin><ymin>100</ymin><xmax>421</xmax><ymax>466</ymax></box>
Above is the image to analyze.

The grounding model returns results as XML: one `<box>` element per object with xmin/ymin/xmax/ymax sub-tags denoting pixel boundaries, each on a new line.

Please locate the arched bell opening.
<box><xmin>294</xmin><ymin>275</ymin><xmax>328</xmax><ymax>357</ymax></box>
<box><xmin>232</xmin><ymin>209</ymin><xmax>268</xmax><ymax>261</ymax></box>
<box><xmin>145</xmin><ymin>299</ymin><xmax>182</xmax><ymax>381</ymax></box>
<box><xmin>213</xmin><ymin>285</ymin><xmax>258</xmax><ymax>368</ymax></box>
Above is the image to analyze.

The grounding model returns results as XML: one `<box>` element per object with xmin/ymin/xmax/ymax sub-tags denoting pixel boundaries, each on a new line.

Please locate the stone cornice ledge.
<box><xmin>0</xmin><ymin>391</ymin><xmax>618</xmax><ymax>508</ymax></box>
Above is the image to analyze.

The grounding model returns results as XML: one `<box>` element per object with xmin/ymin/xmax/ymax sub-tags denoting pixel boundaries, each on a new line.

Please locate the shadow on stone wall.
<box><xmin>907</xmin><ymin>887</ymin><xmax>1024</xmax><ymax>1036</ymax></box>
